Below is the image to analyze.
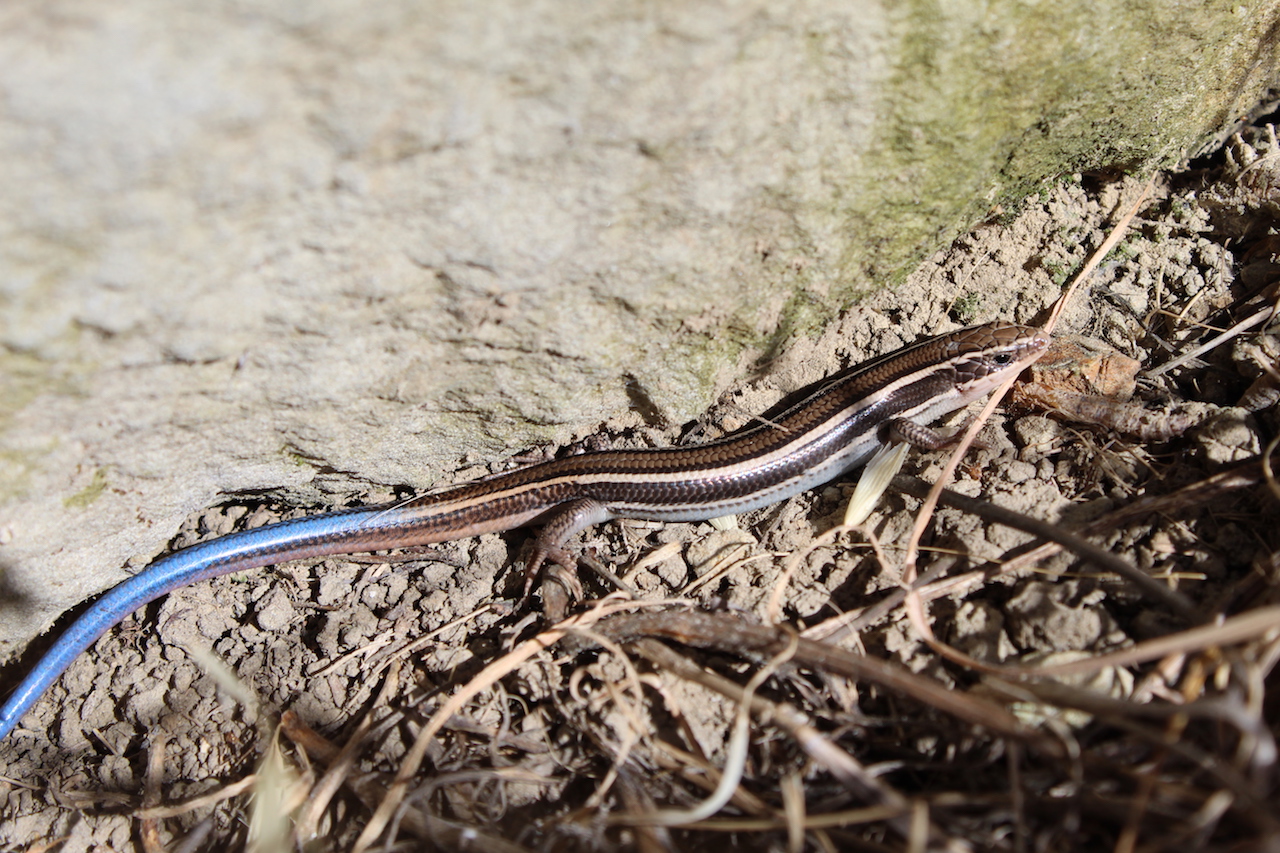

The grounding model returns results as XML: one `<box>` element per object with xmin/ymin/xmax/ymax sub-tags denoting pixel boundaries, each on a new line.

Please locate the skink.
<box><xmin>0</xmin><ymin>321</ymin><xmax>1049</xmax><ymax>741</ymax></box>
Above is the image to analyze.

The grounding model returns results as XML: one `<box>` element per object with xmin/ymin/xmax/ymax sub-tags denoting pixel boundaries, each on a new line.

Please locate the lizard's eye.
<box><xmin>990</xmin><ymin>352</ymin><xmax>1014</xmax><ymax>365</ymax></box>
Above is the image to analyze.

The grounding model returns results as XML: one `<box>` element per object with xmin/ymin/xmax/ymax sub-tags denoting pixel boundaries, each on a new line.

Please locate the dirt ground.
<box><xmin>2</xmin><ymin>129</ymin><xmax>1278</xmax><ymax>851</ymax></box>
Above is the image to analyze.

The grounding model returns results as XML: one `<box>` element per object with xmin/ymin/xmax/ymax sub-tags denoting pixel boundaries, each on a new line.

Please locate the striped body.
<box><xmin>0</xmin><ymin>322</ymin><xmax>1048</xmax><ymax>740</ymax></box>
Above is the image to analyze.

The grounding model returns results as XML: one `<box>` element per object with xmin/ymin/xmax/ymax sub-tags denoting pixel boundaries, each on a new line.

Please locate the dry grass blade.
<box><xmin>248</xmin><ymin>727</ymin><xmax>307</xmax><ymax>853</ymax></box>
<box><xmin>1045</xmin><ymin>176</ymin><xmax>1155</xmax><ymax>335</ymax></box>
<box><xmin>1146</xmin><ymin>300</ymin><xmax>1278</xmax><ymax>377</ymax></box>
<box><xmin>899</xmin><ymin>178</ymin><xmax>1154</xmax><ymax>668</ymax></box>
<box><xmin>891</xmin><ymin>475</ymin><xmax>1203</xmax><ymax>621</ymax></box>
<box><xmin>984</xmin><ymin>452</ymin><xmax>1278</xmax><ymax>590</ymax></box>
<box><xmin>1024</xmin><ymin>606</ymin><xmax>1280</xmax><ymax>679</ymax></box>
<box><xmin>136</xmin><ymin>776</ymin><xmax>258</xmax><ymax>820</ymax></box>
<box><xmin>899</xmin><ymin>372</ymin><xmax>1025</xmax><ymax>662</ymax></box>
<box><xmin>673</xmin><ymin>804</ymin><xmax>921</xmax><ymax>832</ymax></box>
<box><xmin>780</xmin><ymin>772</ymin><xmax>805</xmax><ymax>853</ymax></box>
<box><xmin>140</xmin><ymin>734</ymin><xmax>167</xmax><ymax>853</ymax></box>
<box><xmin>900</xmin><ymin>368</ymin><xmax>1020</xmax><ymax>587</ymax></box>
